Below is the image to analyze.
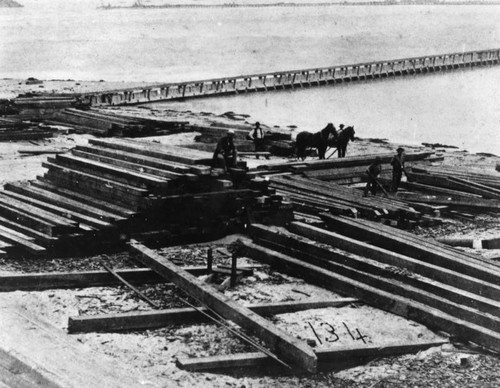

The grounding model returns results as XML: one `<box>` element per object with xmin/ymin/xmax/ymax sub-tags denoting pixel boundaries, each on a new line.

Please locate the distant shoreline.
<box><xmin>97</xmin><ymin>0</ymin><xmax>500</xmax><ymax>10</ymax></box>
<box><xmin>0</xmin><ymin>0</ymin><xmax>23</xmax><ymax>7</ymax></box>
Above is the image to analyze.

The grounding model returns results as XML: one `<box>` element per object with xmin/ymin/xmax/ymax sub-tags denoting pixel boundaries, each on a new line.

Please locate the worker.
<box><xmin>248</xmin><ymin>121</ymin><xmax>265</xmax><ymax>152</ymax></box>
<box><xmin>213</xmin><ymin>129</ymin><xmax>237</xmax><ymax>172</ymax></box>
<box><xmin>390</xmin><ymin>147</ymin><xmax>406</xmax><ymax>192</ymax></box>
<box><xmin>364</xmin><ymin>157</ymin><xmax>383</xmax><ymax>196</ymax></box>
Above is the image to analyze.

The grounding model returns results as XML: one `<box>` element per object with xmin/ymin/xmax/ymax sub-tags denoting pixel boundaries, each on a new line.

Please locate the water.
<box><xmin>1</xmin><ymin>0</ymin><xmax>499</xmax><ymax>153</ymax></box>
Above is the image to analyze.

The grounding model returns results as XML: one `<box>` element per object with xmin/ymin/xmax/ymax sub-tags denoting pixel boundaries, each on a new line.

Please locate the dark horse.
<box><xmin>329</xmin><ymin>125</ymin><xmax>355</xmax><ymax>157</ymax></box>
<box><xmin>295</xmin><ymin>123</ymin><xmax>337</xmax><ymax>160</ymax></box>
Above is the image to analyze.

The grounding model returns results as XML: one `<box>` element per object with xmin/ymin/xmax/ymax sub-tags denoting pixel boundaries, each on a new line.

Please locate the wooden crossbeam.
<box><xmin>177</xmin><ymin>340</ymin><xmax>447</xmax><ymax>371</ymax></box>
<box><xmin>238</xmin><ymin>240</ymin><xmax>500</xmax><ymax>354</ymax></box>
<box><xmin>68</xmin><ymin>298</ymin><xmax>357</xmax><ymax>333</ymax></box>
<box><xmin>0</xmin><ymin>215</ymin><xmax>58</xmax><ymax>246</ymax></box>
<box><xmin>130</xmin><ymin>240</ymin><xmax>318</xmax><ymax>373</ymax></box>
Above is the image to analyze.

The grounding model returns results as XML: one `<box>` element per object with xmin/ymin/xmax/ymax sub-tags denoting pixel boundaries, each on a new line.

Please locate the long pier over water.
<box><xmin>82</xmin><ymin>48</ymin><xmax>500</xmax><ymax>107</ymax></box>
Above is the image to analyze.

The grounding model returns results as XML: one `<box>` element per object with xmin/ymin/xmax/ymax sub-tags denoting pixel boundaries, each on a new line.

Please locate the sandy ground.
<box><xmin>1</xmin><ymin>78</ymin><xmax>500</xmax><ymax>387</ymax></box>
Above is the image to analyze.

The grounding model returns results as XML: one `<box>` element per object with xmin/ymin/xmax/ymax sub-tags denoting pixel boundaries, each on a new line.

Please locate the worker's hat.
<box><xmin>339</xmin><ymin>124</ymin><xmax>345</xmax><ymax>128</ymax></box>
<box><xmin>227</xmin><ymin>129</ymin><xmax>235</xmax><ymax>136</ymax></box>
<box><xmin>396</xmin><ymin>147</ymin><xmax>405</xmax><ymax>153</ymax></box>
<box><xmin>255</xmin><ymin>122</ymin><xmax>260</xmax><ymax>126</ymax></box>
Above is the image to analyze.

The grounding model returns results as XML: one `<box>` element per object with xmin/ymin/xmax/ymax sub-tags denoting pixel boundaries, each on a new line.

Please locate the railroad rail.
<box><xmin>82</xmin><ymin>48</ymin><xmax>500</xmax><ymax>106</ymax></box>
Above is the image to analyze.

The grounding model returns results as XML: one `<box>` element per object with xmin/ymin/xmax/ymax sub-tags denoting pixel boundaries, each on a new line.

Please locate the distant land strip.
<box><xmin>98</xmin><ymin>1</ymin><xmax>500</xmax><ymax>10</ymax></box>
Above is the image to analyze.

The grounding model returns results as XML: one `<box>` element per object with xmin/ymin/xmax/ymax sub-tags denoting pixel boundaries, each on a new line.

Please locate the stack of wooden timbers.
<box><xmin>397</xmin><ymin>164</ymin><xmax>500</xmax><ymax>214</ymax></box>
<box><xmin>50</xmin><ymin>108</ymin><xmax>188</xmax><ymax>137</ymax></box>
<box><xmin>255</xmin><ymin>151</ymin><xmax>444</xmax><ymax>226</ymax></box>
<box><xmin>0</xmin><ymin>137</ymin><xmax>291</xmax><ymax>258</ymax></box>
<box><xmin>232</xmin><ymin>215</ymin><xmax>500</xmax><ymax>365</ymax></box>
<box><xmin>257</xmin><ymin>150</ymin><xmax>435</xmax><ymax>182</ymax></box>
<box><xmin>191</xmin><ymin>123</ymin><xmax>295</xmax><ymax>156</ymax></box>
<box><xmin>269</xmin><ymin>175</ymin><xmax>424</xmax><ymax>223</ymax></box>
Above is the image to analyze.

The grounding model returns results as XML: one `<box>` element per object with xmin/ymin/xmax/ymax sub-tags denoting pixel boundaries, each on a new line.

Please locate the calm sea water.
<box><xmin>1</xmin><ymin>0</ymin><xmax>499</xmax><ymax>153</ymax></box>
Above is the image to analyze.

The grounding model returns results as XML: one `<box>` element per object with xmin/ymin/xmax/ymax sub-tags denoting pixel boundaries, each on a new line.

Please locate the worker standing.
<box><xmin>364</xmin><ymin>157</ymin><xmax>383</xmax><ymax>196</ymax></box>
<box><xmin>390</xmin><ymin>147</ymin><xmax>406</xmax><ymax>192</ymax></box>
<box><xmin>213</xmin><ymin>129</ymin><xmax>237</xmax><ymax>172</ymax></box>
<box><xmin>248</xmin><ymin>121</ymin><xmax>265</xmax><ymax>152</ymax></box>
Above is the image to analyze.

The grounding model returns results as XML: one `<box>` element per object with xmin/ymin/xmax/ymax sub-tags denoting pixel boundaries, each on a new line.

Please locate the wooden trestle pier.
<box><xmin>82</xmin><ymin>48</ymin><xmax>500</xmax><ymax>106</ymax></box>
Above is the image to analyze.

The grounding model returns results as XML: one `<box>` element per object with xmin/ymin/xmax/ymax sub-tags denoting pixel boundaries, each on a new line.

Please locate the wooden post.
<box><xmin>231</xmin><ymin>253</ymin><xmax>238</xmax><ymax>287</ymax></box>
<box><xmin>207</xmin><ymin>248</ymin><xmax>213</xmax><ymax>272</ymax></box>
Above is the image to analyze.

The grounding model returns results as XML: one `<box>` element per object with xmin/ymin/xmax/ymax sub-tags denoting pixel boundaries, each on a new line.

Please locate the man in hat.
<box><xmin>364</xmin><ymin>156</ymin><xmax>383</xmax><ymax>196</ymax></box>
<box><xmin>390</xmin><ymin>147</ymin><xmax>406</xmax><ymax>192</ymax></box>
<box><xmin>248</xmin><ymin>121</ymin><xmax>265</xmax><ymax>152</ymax></box>
<box><xmin>213</xmin><ymin>129</ymin><xmax>237</xmax><ymax>172</ymax></box>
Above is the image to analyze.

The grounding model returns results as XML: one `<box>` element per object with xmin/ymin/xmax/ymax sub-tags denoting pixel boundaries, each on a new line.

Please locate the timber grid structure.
<box><xmin>81</xmin><ymin>47</ymin><xmax>500</xmax><ymax>106</ymax></box>
<box><xmin>1</xmin><ymin>49</ymin><xmax>500</xmax><ymax>386</ymax></box>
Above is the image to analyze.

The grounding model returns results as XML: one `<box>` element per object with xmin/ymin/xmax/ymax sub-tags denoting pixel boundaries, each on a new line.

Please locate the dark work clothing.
<box><xmin>390</xmin><ymin>154</ymin><xmax>405</xmax><ymax>192</ymax></box>
<box><xmin>213</xmin><ymin>136</ymin><xmax>237</xmax><ymax>170</ymax></box>
<box><xmin>250</xmin><ymin>125</ymin><xmax>265</xmax><ymax>152</ymax></box>
<box><xmin>364</xmin><ymin>162</ymin><xmax>382</xmax><ymax>196</ymax></box>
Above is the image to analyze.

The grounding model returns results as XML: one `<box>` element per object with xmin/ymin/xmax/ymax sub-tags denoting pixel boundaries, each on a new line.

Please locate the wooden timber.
<box><xmin>0</xmin><ymin>189</ymin><xmax>115</xmax><ymax>230</ymax></box>
<box><xmin>249</xmin><ymin>224</ymin><xmax>500</xmax><ymax>321</ymax></box>
<box><xmin>129</xmin><ymin>240</ymin><xmax>318</xmax><ymax>372</ymax></box>
<box><xmin>177</xmin><ymin>340</ymin><xmax>447</xmax><ymax>371</ymax></box>
<box><xmin>88</xmin><ymin>138</ymin><xmax>213</xmax><ymax>166</ymax></box>
<box><xmin>68</xmin><ymin>298</ymin><xmax>357</xmax><ymax>333</ymax></box>
<box><xmin>396</xmin><ymin>193</ymin><xmax>500</xmax><ymax>211</ymax></box>
<box><xmin>238</xmin><ymin>240</ymin><xmax>500</xmax><ymax>354</ymax></box>
<box><xmin>74</xmin><ymin>144</ymin><xmax>204</xmax><ymax>175</ymax></box>
<box><xmin>321</xmin><ymin>214</ymin><xmax>500</xmax><ymax>280</ymax></box>
<box><xmin>30</xmin><ymin>179</ymin><xmax>136</xmax><ymax>218</ymax></box>
<box><xmin>50</xmin><ymin>154</ymin><xmax>171</xmax><ymax>190</ymax></box>
<box><xmin>4</xmin><ymin>182</ymin><xmax>127</xmax><ymax>223</ymax></box>
<box><xmin>283</xmin><ymin>223</ymin><xmax>500</xmax><ymax>312</ymax></box>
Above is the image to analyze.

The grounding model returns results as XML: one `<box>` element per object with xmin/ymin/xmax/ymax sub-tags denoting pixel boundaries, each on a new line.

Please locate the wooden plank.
<box><xmin>321</xmin><ymin>214</ymin><xmax>500</xmax><ymax>286</ymax></box>
<box><xmin>71</xmin><ymin>149</ymin><xmax>185</xmax><ymax>180</ymax></box>
<box><xmin>129</xmin><ymin>240</ymin><xmax>318</xmax><ymax>372</ymax></box>
<box><xmin>30</xmin><ymin>179</ymin><xmax>135</xmax><ymax>218</ymax></box>
<box><xmin>238</xmin><ymin>240</ymin><xmax>500</xmax><ymax>353</ymax></box>
<box><xmin>75</xmin><ymin>144</ymin><xmax>193</xmax><ymax>174</ymax></box>
<box><xmin>0</xmin><ymin>225</ymin><xmax>46</xmax><ymax>255</ymax></box>
<box><xmin>0</xmin><ymin>266</ymin><xmax>211</xmax><ymax>292</ymax></box>
<box><xmin>0</xmin><ymin>215</ymin><xmax>58</xmax><ymax>246</ymax></box>
<box><xmin>250</xmin><ymin>224</ymin><xmax>500</xmax><ymax>327</ymax></box>
<box><xmin>282</xmin><ymin>222</ymin><xmax>500</xmax><ymax>311</ymax></box>
<box><xmin>0</xmin><ymin>190</ymin><xmax>115</xmax><ymax>230</ymax></box>
<box><xmin>68</xmin><ymin>298</ymin><xmax>357</xmax><ymax>333</ymax></box>
<box><xmin>4</xmin><ymin>182</ymin><xmax>127</xmax><ymax>223</ymax></box>
<box><xmin>177</xmin><ymin>340</ymin><xmax>447</xmax><ymax>371</ymax></box>
<box><xmin>52</xmin><ymin>154</ymin><xmax>170</xmax><ymax>189</ymax></box>
<box><xmin>89</xmin><ymin>138</ymin><xmax>213</xmax><ymax>166</ymax></box>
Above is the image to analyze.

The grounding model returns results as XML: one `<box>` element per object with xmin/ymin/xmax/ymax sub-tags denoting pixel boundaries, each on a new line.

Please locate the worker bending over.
<box><xmin>213</xmin><ymin>129</ymin><xmax>238</xmax><ymax>172</ymax></box>
<box><xmin>364</xmin><ymin>157</ymin><xmax>382</xmax><ymax>196</ymax></box>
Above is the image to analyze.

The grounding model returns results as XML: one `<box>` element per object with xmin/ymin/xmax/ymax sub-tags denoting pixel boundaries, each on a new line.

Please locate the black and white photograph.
<box><xmin>0</xmin><ymin>0</ymin><xmax>500</xmax><ymax>386</ymax></box>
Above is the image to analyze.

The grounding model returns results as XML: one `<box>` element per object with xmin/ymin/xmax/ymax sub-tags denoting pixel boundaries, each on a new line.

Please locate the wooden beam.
<box><xmin>238</xmin><ymin>240</ymin><xmax>500</xmax><ymax>354</ymax></box>
<box><xmin>4</xmin><ymin>182</ymin><xmax>127</xmax><ymax>223</ymax></box>
<box><xmin>129</xmin><ymin>240</ymin><xmax>318</xmax><ymax>373</ymax></box>
<box><xmin>30</xmin><ymin>179</ymin><xmax>136</xmax><ymax>218</ymax></box>
<box><xmin>177</xmin><ymin>340</ymin><xmax>447</xmax><ymax>371</ymax></box>
<box><xmin>320</xmin><ymin>214</ymin><xmax>500</xmax><ymax>286</ymax></box>
<box><xmin>286</xmin><ymin>222</ymin><xmax>500</xmax><ymax>303</ymax></box>
<box><xmin>0</xmin><ymin>266</ymin><xmax>209</xmax><ymax>292</ymax></box>
<box><xmin>68</xmin><ymin>298</ymin><xmax>357</xmax><ymax>333</ymax></box>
